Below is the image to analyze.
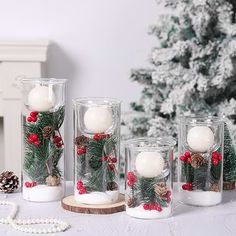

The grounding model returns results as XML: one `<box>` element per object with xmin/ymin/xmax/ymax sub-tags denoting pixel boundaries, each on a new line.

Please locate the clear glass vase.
<box><xmin>178</xmin><ymin>116</ymin><xmax>224</xmax><ymax>206</ymax></box>
<box><xmin>21</xmin><ymin>78</ymin><xmax>67</xmax><ymax>202</ymax></box>
<box><xmin>125</xmin><ymin>137</ymin><xmax>176</xmax><ymax>219</ymax></box>
<box><xmin>73</xmin><ymin>98</ymin><xmax>121</xmax><ymax>205</ymax></box>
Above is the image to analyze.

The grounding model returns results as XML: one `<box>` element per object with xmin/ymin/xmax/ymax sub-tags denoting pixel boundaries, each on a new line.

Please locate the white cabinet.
<box><xmin>0</xmin><ymin>41</ymin><xmax>49</xmax><ymax>178</ymax></box>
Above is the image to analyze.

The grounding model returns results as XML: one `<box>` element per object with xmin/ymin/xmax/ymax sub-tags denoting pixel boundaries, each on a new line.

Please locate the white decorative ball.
<box><xmin>84</xmin><ymin>107</ymin><xmax>113</xmax><ymax>133</ymax></box>
<box><xmin>28</xmin><ymin>86</ymin><xmax>56</xmax><ymax>112</ymax></box>
<box><xmin>187</xmin><ymin>126</ymin><xmax>214</xmax><ymax>152</ymax></box>
<box><xmin>135</xmin><ymin>152</ymin><xmax>164</xmax><ymax>178</ymax></box>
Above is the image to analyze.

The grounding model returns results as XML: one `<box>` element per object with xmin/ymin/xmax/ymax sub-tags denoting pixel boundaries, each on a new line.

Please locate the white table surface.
<box><xmin>1</xmin><ymin>182</ymin><xmax>236</xmax><ymax>236</ymax></box>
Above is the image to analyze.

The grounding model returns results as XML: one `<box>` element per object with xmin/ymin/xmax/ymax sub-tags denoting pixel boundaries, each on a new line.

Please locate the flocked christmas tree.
<box><xmin>125</xmin><ymin>0</ymin><xmax>236</xmax><ymax>189</ymax></box>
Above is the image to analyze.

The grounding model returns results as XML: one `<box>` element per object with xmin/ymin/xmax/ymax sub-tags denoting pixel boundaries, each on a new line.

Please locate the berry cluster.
<box><xmin>182</xmin><ymin>182</ymin><xmax>193</xmax><ymax>191</ymax></box>
<box><xmin>212</xmin><ymin>151</ymin><xmax>222</xmax><ymax>166</ymax></box>
<box><xmin>77</xmin><ymin>147</ymin><xmax>86</xmax><ymax>156</ymax></box>
<box><xmin>127</xmin><ymin>172</ymin><xmax>137</xmax><ymax>187</ymax></box>
<box><xmin>93</xmin><ymin>133</ymin><xmax>110</xmax><ymax>141</ymax></box>
<box><xmin>28</xmin><ymin>134</ymin><xmax>40</xmax><ymax>146</ymax></box>
<box><xmin>27</xmin><ymin>112</ymin><xmax>38</xmax><ymax>123</ymax></box>
<box><xmin>100</xmin><ymin>156</ymin><xmax>117</xmax><ymax>171</ymax></box>
<box><xmin>143</xmin><ymin>203</ymin><xmax>162</xmax><ymax>212</ymax></box>
<box><xmin>77</xmin><ymin>180</ymin><xmax>87</xmax><ymax>194</ymax></box>
<box><xmin>25</xmin><ymin>181</ymin><xmax>37</xmax><ymax>188</ymax></box>
<box><xmin>164</xmin><ymin>190</ymin><xmax>172</xmax><ymax>203</ymax></box>
<box><xmin>53</xmin><ymin>135</ymin><xmax>63</xmax><ymax>148</ymax></box>
<box><xmin>179</xmin><ymin>151</ymin><xmax>191</xmax><ymax>164</ymax></box>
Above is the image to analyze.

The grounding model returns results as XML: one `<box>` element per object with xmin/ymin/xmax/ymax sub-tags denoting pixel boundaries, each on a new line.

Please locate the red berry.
<box><xmin>108</xmin><ymin>164</ymin><xmax>115</xmax><ymax>171</ymax></box>
<box><xmin>217</xmin><ymin>154</ymin><xmax>222</xmax><ymax>161</ymax></box>
<box><xmin>101</xmin><ymin>156</ymin><xmax>108</xmax><ymax>161</ymax></box>
<box><xmin>143</xmin><ymin>204</ymin><xmax>150</xmax><ymax>210</ymax></box>
<box><xmin>212</xmin><ymin>151</ymin><xmax>218</xmax><ymax>160</ymax></box>
<box><xmin>28</xmin><ymin>136</ymin><xmax>34</xmax><ymax>144</ymax></box>
<box><xmin>31</xmin><ymin>116</ymin><xmax>37</xmax><ymax>122</ymax></box>
<box><xmin>166</xmin><ymin>190</ymin><xmax>171</xmax><ymax>198</ymax></box>
<box><xmin>212</xmin><ymin>158</ymin><xmax>219</xmax><ymax>166</ymax></box>
<box><xmin>77</xmin><ymin>147</ymin><xmax>86</xmax><ymax>155</ymax></box>
<box><xmin>30</xmin><ymin>111</ymin><xmax>38</xmax><ymax>117</ymax></box>
<box><xmin>180</xmin><ymin>155</ymin><xmax>187</xmax><ymax>162</ymax></box>
<box><xmin>25</xmin><ymin>182</ymin><xmax>32</xmax><ymax>188</ymax></box>
<box><xmin>106</xmin><ymin>134</ymin><xmax>111</xmax><ymax>139</ymax></box>
<box><xmin>93</xmin><ymin>134</ymin><xmax>100</xmax><ymax>141</ymax></box>
<box><xmin>53</xmin><ymin>136</ymin><xmax>62</xmax><ymax>143</ymax></box>
<box><xmin>27</xmin><ymin>117</ymin><xmax>32</xmax><ymax>122</ymax></box>
<box><xmin>32</xmin><ymin>181</ymin><xmax>37</xmax><ymax>187</ymax></box>
<box><xmin>79</xmin><ymin>187</ymin><xmax>86</xmax><ymax>194</ymax></box>
<box><xmin>31</xmin><ymin>134</ymin><xmax>38</xmax><ymax>141</ymax></box>
<box><xmin>182</xmin><ymin>184</ymin><xmax>188</xmax><ymax>190</ymax></box>
<box><xmin>34</xmin><ymin>141</ymin><xmax>40</xmax><ymax>146</ymax></box>
<box><xmin>156</xmin><ymin>206</ymin><xmax>162</xmax><ymax>212</ymax></box>
<box><xmin>150</xmin><ymin>203</ymin><xmax>157</xmax><ymax>210</ymax></box>
<box><xmin>111</xmin><ymin>157</ymin><xmax>117</xmax><ymax>163</ymax></box>
<box><xmin>187</xmin><ymin>158</ymin><xmax>192</xmax><ymax>164</ymax></box>
<box><xmin>184</xmin><ymin>151</ymin><xmax>191</xmax><ymax>158</ymax></box>
<box><xmin>56</xmin><ymin>143</ymin><xmax>62</xmax><ymax>148</ymax></box>
<box><xmin>166</xmin><ymin>197</ymin><xmax>171</xmax><ymax>203</ymax></box>
<box><xmin>100</xmin><ymin>134</ymin><xmax>106</xmax><ymax>140</ymax></box>
<box><xmin>77</xmin><ymin>181</ymin><xmax>83</xmax><ymax>190</ymax></box>
<box><xmin>127</xmin><ymin>172</ymin><xmax>136</xmax><ymax>183</ymax></box>
<box><xmin>127</xmin><ymin>172</ymin><xmax>135</xmax><ymax>179</ymax></box>
<box><xmin>127</xmin><ymin>180</ymin><xmax>134</xmax><ymax>187</ymax></box>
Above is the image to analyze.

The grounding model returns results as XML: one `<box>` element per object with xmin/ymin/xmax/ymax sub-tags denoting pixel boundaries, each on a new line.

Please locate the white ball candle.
<box><xmin>135</xmin><ymin>152</ymin><xmax>164</xmax><ymax>178</ymax></box>
<box><xmin>187</xmin><ymin>126</ymin><xmax>214</xmax><ymax>152</ymax></box>
<box><xmin>28</xmin><ymin>86</ymin><xmax>56</xmax><ymax>112</ymax></box>
<box><xmin>84</xmin><ymin>107</ymin><xmax>113</xmax><ymax>133</ymax></box>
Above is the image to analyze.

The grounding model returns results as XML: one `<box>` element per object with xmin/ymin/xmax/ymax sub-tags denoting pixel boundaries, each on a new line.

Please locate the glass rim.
<box><xmin>73</xmin><ymin>97</ymin><xmax>122</xmax><ymax>106</ymax></box>
<box><xmin>20</xmin><ymin>77</ymin><xmax>68</xmax><ymax>84</ymax></box>
<box><xmin>180</xmin><ymin>115</ymin><xmax>224</xmax><ymax>125</ymax></box>
<box><xmin>125</xmin><ymin>137</ymin><xmax>176</xmax><ymax>150</ymax></box>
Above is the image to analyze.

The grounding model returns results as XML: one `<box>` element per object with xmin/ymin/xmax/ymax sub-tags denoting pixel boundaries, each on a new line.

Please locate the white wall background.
<box><xmin>0</xmin><ymin>0</ymin><xmax>158</xmax><ymax>179</ymax></box>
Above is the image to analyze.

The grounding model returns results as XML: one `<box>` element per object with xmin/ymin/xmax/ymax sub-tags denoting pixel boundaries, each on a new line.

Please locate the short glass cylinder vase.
<box><xmin>125</xmin><ymin>137</ymin><xmax>176</xmax><ymax>219</ymax></box>
<box><xmin>73</xmin><ymin>98</ymin><xmax>121</xmax><ymax>205</ymax></box>
<box><xmin>178</xmin><ymin>116</ymin><xmax>224</xmax><ymax>206</ymax></box>
<box><xmin>21</xmin><ymin>78</ymin><xmax>67</xmax><ymax>202</ymax></box>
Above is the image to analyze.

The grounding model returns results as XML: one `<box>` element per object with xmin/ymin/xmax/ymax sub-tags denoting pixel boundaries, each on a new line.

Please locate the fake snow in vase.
<box><xmin>125</xmin><ymin>137</ymin><xmax>175</xmax><ymax>219</ymax></box>
<box><xmin>178</xmin><ymin>116</ymin><xmax>224</xmax><ymax>206</ymax></box>
<box><xmin>21</xmin><ymin>78</ymin><xmax>67</xmax><ymax>202</ymax></box>
<box><xmin>74</xmin><ymin>98</ymin><xmax>121</xmax><ymax>205</ymax></box>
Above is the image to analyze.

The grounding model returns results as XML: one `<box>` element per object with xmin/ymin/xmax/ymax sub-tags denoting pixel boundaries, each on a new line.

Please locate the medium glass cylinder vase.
<box><xmin>178</xmin><ymin>116</ymin><xmax>224</xmax><ymax>206</ymax></box>
<box><xmin>21</xmin><ymin>78</ymin><xmax>67</xmax><ymax>202</ymax></box>
<box><xmin>125</xmin><ymin>137</ymin><xmax>176</xmax><ymax>219</ymax></box>
<box><xmin>73</xmin><ymin>98</ymin><xmax>121</xmax><ymax>205</ymax></box>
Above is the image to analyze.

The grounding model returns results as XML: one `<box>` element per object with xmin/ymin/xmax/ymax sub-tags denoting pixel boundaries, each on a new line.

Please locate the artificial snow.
<box><xmin>180</xmin><ymin>190</ymin><xmax>222</xmax><ymax>206</ymax></box>
<box><xmin>23</xmin><ymin>185</ymin><xmax>64</xmax><ymax>202</ymax></box>
<box><xmin>74</xmin><ymin>190</ymin><xmax>119</xmax><ymax>205</ymax></box>
<box><xmin>126</xmin><ymin>204</ymin><xmax>172</xmax><ymax>219</ymax></box>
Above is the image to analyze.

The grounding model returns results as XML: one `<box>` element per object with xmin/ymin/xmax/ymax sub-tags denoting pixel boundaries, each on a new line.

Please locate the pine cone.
<box><xmin>107</xmin><ymin>182</ymin><xmax>118</xmax><ymax>191</ymax></box>
<box><xmin>154</xmin><ymin>182</ymin><xmax>168</xmax><ymax>198</ymax></box>
<box><xmin>191</xmin><ymin>153</ymin><xmax>206</xmax><ymax>169</ymax></box>
<box><xmin>42</xmin><ymin>126</ymin><xmax>53</xmax><ymax>138</ymax></box>
<box><xmin>126</xmin><ymin>196</ymin><xmax>137</xmax><ymax>208</ymax></box>
<box><xmin>46</xmin><ymin>175</ymin><xmax>60</xmax><ymax>186</ymax></box>
<box><xmin>0</xmin><ymin>171</ymin><xmax>19</xmax><ymax>193</ymax></box>
<box><xmin>210</xmin><ymin>183</ymin><xmax>220</xmax><ymax>192</ymax></box>
<box><xmin>75</xmin><ymin>135</ymin><xmax>89</xmax><ymax>147</ymax></box>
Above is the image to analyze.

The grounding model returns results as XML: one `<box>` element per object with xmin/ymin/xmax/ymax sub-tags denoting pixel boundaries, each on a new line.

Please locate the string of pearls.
<box><xmin>0</xmin><ymin>200</ymin><xmax>70</xmax><ymax>234</ymax></box>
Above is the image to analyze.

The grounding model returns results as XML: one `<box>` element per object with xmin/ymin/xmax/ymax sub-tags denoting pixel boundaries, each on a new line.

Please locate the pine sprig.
<box><xmin>23</xmin><ymin>106</ymin><xmax>65</xmax><ymax>184</ymax></box>
<box><xmin>76</xmin><ymin>135</ymin><xmax>118</xmax><ymax>192</ymax></box>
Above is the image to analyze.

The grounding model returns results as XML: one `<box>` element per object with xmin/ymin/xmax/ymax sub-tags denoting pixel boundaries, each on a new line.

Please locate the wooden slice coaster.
<box><xmin>61</xmin><ymin>194</ymin><xmax>125</xmax><ymax>214</ymax></box>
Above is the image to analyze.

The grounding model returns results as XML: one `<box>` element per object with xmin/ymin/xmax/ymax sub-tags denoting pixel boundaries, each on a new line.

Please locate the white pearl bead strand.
<box><xmin>0</xmin><ymin>200</ymin><xmax>70</xmax><ymax>234</ymax></box>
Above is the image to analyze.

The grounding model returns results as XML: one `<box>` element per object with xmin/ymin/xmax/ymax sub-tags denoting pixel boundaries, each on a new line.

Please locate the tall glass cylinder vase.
<box><xmin>21</xmin><ymin>78</ymin><xmax>67</xmax><ymax>202</ymax></box>
<box><xmin>125</xmin><ymin>137</ymin><xmax>176</xmax><ymax>219</ymax></box>
<box><xmin>178</xmin><ymin>116</ymin><xmax>224</xmax><ymax>206</ymax></box>
<box><xmin>73</xmin><ymin>98</ymin><xmax>121</xmax><ymax>205</ymax></box>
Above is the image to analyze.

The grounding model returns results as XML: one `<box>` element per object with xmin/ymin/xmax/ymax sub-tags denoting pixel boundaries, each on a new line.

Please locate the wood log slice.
<box><xmin>61</xmin><ymin>194</ymin><xmax>125</xmax><ymax>214</ymax></box>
